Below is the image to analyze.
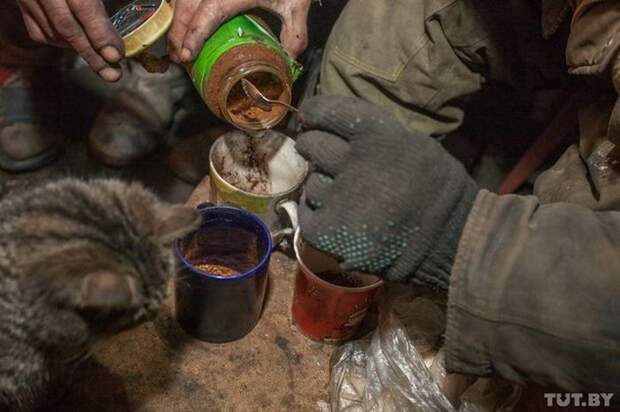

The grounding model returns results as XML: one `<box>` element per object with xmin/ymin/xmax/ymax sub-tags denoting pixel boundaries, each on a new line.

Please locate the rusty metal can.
<box><xmin>188</xmin><ymin>15</ymin><xmax>303</xmax><ymax>131</ymax></box>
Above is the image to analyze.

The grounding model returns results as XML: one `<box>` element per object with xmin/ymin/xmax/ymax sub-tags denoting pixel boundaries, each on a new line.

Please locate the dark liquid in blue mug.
<box><xmin>182</xmin><ymin>226</ymin><xmax>260</xmax><ymax>276</ymax></box>
<box><xmin>175</xmin><ymin>205</ymin><xmax>272</xmax><ymax>342</ymax></box>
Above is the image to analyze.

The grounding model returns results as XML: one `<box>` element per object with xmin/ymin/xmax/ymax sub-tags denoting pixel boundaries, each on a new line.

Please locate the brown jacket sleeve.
<box><xmin>444</xmin><ymin>146</ymin><xmax>620</xmax><ymax>392</ymax></box>
<box><xmin>445</xmin><ymin>192</ymin><xmax>620</xmax><ymax>392</ymax></box>
<box><xmin>439</xmin><ymin>1</ymin><xmax>620</xmax><ymax>393</ymax></box>
<box><xmin>566</xmin><ymin>0</ymin><xmax>620</xmax><ymax>147</ymax></box>
<box><xmin>566</xmin><ymin>0</ymin><xmax>620</xmax><ymax>77</ymax></box>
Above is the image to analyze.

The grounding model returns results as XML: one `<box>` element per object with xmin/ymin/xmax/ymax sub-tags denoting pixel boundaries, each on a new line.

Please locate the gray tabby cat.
<box><xmin>0</xmin><ymin>178</ymin><xmax>200</xmax><ymax>411</ymax></box>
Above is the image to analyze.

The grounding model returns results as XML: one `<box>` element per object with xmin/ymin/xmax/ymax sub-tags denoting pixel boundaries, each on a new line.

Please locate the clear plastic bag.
<box><xmin>329</xmin><ymin>295</ymin><xmax>521</xmax><ymax>412</ymax></box>
<box><xmin>587</xmin><ymin>140</ymin><xmax>618</xmax><ymax>178</ymax></box>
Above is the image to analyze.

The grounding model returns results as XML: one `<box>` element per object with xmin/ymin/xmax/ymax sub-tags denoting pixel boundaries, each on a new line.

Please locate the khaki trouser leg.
<box><xmin>320</xmin><ymin>0</ymin><xmax>524</xmax><ymax>137</ymax></box>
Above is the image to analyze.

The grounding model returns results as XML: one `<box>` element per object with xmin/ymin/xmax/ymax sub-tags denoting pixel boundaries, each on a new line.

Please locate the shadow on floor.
<box><xmin>36</xmin><ymin>358</ymin><xmax>132</xmax><ymax>412</ymax></box>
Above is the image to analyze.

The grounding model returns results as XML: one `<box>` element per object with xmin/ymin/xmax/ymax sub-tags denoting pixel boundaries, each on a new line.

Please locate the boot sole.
<box><xmin>0</xmin><ymin>144</ymin><xmax>61</xmax><ymax>173</ymax></box>
<box><xmin>89</xmin><ymin>144</ymin><xmax>152</xmax><ymax>168</ymax></box>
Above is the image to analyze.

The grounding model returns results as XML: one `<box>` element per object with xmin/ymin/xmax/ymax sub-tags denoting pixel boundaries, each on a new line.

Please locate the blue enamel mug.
<box><xmin>174</xmin><ymin>204</ymin><xmax>273</xmax><ymax>342</ymax></box>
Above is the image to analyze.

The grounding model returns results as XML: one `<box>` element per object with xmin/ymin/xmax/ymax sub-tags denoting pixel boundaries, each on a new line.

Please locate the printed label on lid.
<box><xmin>111</xmin><ymin>0</ymin><xmax>162</xmax><ymax>36</ymax></box>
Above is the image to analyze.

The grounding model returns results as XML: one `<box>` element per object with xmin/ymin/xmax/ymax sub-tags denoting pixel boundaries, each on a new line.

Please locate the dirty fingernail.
<box><xmin>98</xmin><ymin>67</ymin><xmax>121</xmax><ymax>82</ymax></box>
<box><xmin>100</xmin><ymin>45</ymin><xmax>122</xmax><ymax>63</ymax></box>
<box><xmin>180</xmin><ymin>47</ymin><xmax>192</xmax><ymax>62</ymax></box>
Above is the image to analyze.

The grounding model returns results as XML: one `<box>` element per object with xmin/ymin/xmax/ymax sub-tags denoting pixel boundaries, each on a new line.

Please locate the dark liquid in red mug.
<box><xmin>316</xmin><ymin>270</ymin><xmax>363</xmax><ymax>288</ymax></box>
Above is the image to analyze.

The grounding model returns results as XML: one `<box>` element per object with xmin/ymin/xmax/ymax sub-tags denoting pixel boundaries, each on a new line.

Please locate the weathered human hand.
<box><xmin>16</xmin><ymin>0</ymin><xmax>124</xmax><ymax>81</ymax></box>
<box><xmin>168</xmin><ymin>0</ymin><xmax>311</xmax><ymax>63</ymax></box>
<box><xmin>295</xmin><ymin>96</ymin><xmax>479</xmax><ymax>290</ymax></box>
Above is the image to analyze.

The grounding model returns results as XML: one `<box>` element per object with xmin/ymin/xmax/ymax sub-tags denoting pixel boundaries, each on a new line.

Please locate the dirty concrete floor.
<box><xmin>50</xmin><ymin>252</ymin><xmax>333</xmax><ymax>412</ymax></box>
<box><xmin>33</xmin><ymin>177</ymin><xmax>334</xmax><ymax>412</ymax></box>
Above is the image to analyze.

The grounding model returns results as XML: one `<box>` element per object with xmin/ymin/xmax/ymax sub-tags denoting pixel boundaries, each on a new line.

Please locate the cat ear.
<box><xmin>155</xmin><ymin>204</ymin><xmax>200</xmax><ymax>244</ymax></box>
<box><xmin>79</xmin><ymin>271</ymin><xmax>138</xmax><ymax>310</ymax></box>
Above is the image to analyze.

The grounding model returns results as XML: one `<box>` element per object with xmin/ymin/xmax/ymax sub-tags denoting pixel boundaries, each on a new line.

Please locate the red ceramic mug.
<box><xmin>291</xmin><ymin>229</ymin><xmax>383</xmax><ymax>344</ymax></box>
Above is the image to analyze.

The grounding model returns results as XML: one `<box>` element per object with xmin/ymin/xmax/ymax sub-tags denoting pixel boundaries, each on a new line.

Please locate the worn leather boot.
<box><xmin>0</xmin><ymin>65</ymin><xmax>61</xmax><ymax>172</ymax></box>
<box><xmin>88</xmin><ymin>61</ymin><xmax>190</xmax><ymax>167</ymax></box>
<box><xmin>167</xmin><ymin>126</ymin><xmax>229</xmax><ymax>184</ymax></box>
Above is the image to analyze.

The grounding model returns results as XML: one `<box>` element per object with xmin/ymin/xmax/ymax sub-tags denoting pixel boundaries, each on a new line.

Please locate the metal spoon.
<box><xmin>241</xmin><ymin>78</ymin><xmax>299</xmax><ymax>113</ymax></box>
